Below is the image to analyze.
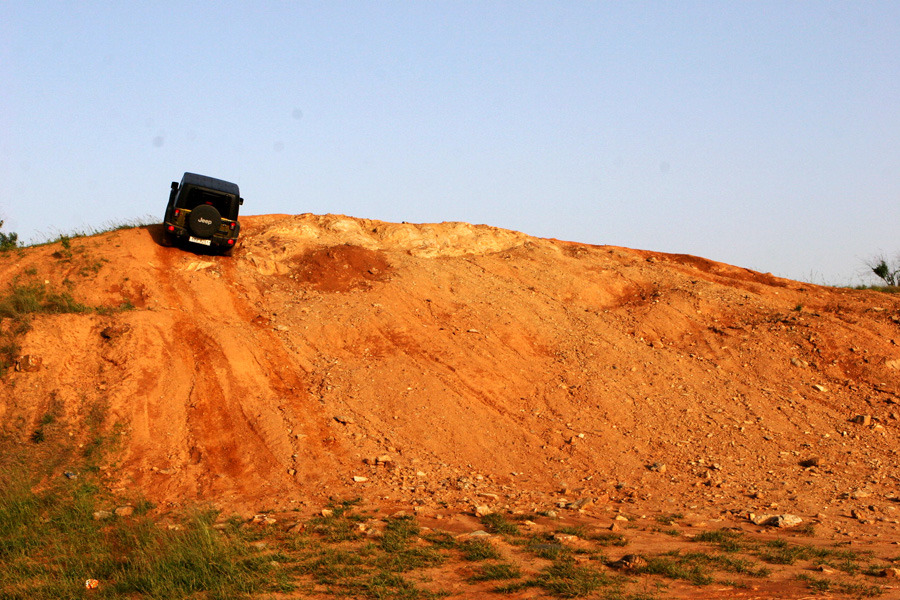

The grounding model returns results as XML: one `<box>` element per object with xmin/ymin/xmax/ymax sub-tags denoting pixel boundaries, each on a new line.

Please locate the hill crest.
<box><xmin>2</xmin><ymin>214</ymin><xmax>899</xmax><ymax>521</ymax></box>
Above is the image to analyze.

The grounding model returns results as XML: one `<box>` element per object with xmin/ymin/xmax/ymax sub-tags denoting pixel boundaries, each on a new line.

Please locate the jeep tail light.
<box><xmin>227</xmin><ymin>239</ymin><xmax>235</xmax><ymax>245</ymax></box>
<box><xmin>167</xmin><ymin>225</ymin><xmax>175</xmax><ymax>232</ymax></box>
<box><xmin>229</xmin><ymin>222</ymin><xmax>235</xmax><ymax>229</ymax></box>
<box><xmin>174</xmin><ymin>209</ymin><xmax>180</xmax><ymax>217</ymax></box>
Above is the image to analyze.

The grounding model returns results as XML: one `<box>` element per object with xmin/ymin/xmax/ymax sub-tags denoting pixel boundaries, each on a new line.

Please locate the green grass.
<box><xmin>309</xmin><ymin>498</ymin><xmax>367</xmax><ymax>542</ymax></box>
<box><xmin>654</xmin><ymin>513</ymin><xmax>683</xmax><ymax>525</ymax></box>
<box><xmin>637</xmin><ymin>552</ymin><xmax>715</xmax><ymax>586</ymax></box>
<box><xmin>460</xmin><ymin>538</ymin><xmax>502</xmax><ymax>561</ymax></box>
<box><xmin>755</xmin><ymin>539</ymin><xmax>869</xmax><ymax>573</ymax></box>
<box><xmin>526</xmin><ymin>535</ymin><xmax>571</xmax><ymax>561</ymax></box>
<box><xmin>0</xmin><ymin>467</ymin><xmax>288</xmax><ymax>599</ymax></box>
<box><xmin>534</xmin><ymin>558</ymin><xmax>609</xmax><ymax>598</ymax></box>
<box><xmin>296</xmin><ymin>513</ymin><xmax>446</xmax><ymax>599</ymax></box>
<box><xmin>692</xmin><ymin>528</ymin><xmax>747</xmax><ymax>552</ymax></box>
<box><xmin>26</xmin><ymin>217</ymin><xmax>158</xmax><ymax>248</ymax></box>
<box><xmin>480</xmin><ymin>512</ymin><xmax>520</xmax><ymax>535</ymax></box>
<box><xmin>795</xmin><ymin>574</ymin><xmax>882</xmax><ymax>598</ymax></box>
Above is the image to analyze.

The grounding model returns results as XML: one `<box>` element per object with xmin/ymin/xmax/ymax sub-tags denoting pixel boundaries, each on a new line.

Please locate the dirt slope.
<box><xmin>2</xmin><ymin>214</ymin><xmax>899</xmax><ymax>529</ymax></box>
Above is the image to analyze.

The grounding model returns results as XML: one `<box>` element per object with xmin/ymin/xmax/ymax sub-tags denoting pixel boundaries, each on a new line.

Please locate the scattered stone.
<box><xmin>880</xmin><ymin>567</ymin><xmax>900</xmax><ymax>578</ymax></box>
<box><xmin>364</xmin><ymin>455</ymin><xmax>396</xmax><ymax>469</ymax></box>
<box><xmin>851</xmin><ymin>489</ymin><xmax>873</xmax><ymax>499</ymax></box>
<box><xmin>850</xmin><ymin>414</ymin><xmax>872</xmax><ymax>426</ymax></box>
<box><xmin>553</xmin><ymin>533</ymin><xmax>579</xmax><ymax>543</ymax></box>
<box><xmin>817</xmin><ymin>565</ymin><xmax>836</xmax><ymax>574</ymax></box>
<box><xmin>114</xmin><ymin>506</ymin><xmax>134</xmax><ymax>517</ymax></box>
<box><xmin>614</xmin><ymin>515</ymin><xmax>629</xmax><ymax>522</ymax></box>
<box><xmin>15</xmin><ymin>355</ymin><xmax>42</xmax><ymax>372</ymax></box>
<box><xmin>286</xmin><ymin>522</ymin><xmax>305</xmax><ymax>534</ymax></box>
<box><xmin>352</xmin><ymin>476</ymin><xmax>368</xmax><ymax>483</ymax></box>
<box><xmin>334</xmin><ymin>415</ymin><xmax>355</xmax><ymax>425</ymax></box>
<box><xmin>251</xmin><ymin>514</ymin><xmax>277</xmax><ymax>526</ymax></box>
<box><xmin>63</xmin><ymin>471</ymin><xmax>78</xmax><ymax>479</ymax></box>
<box><xmin>799</xmin><ymin>457</ymin><xmax>820</xmax><ymax>468</ymax></box>
<box><xmin>93</xmin><ymin>510</ymin><xmax>113</xmax><ymax>521</ymax></box>
<box><xmin>100</xmin><ymin>324</ymin><xmax>131</xmax><ymax>340</ymax></box>
<box><xmin>458</xmin><ymin>530</ymin><xmax>491</xmax><ymax>539</ymax></box>
<box><xmin>569</xmin><ymin>497</ymin><xmax>594</xmax><ymax>511</ymax></box>
<box><xmin>609</xmin><ymin>554</ymin><xmax>647</xmax><ymax>570</ymax></box>
<box><xmin>812</xmin><ymin>384</ymin><xmax>828</xmax><ymax>393</ymax></box>
<box><xmin>790</xmin><ymin>357</ymin><xmax>808</xmax><ymax>368</ymax></box>
<box><xmin>474</xmin><ymin>505</ymin><xmax>493</xmax><ymax>517</ymax></box>
<box><xmin>287</xmin><ymin>468</ymin><xmax>297</xmax><ymax>477</ymax></box>
<box><xmin>749</xmin><ymin>513</ymin><xmax>803</xmax><ymax>528</ymax></box>
<box><xmin>609</xmin><ymin>521</ymin><xmax>622</xmax><ymax>532</ymax></box>
<box><xmin>647</xmin><ymin>462</ymin><xmax>667</xmax><ymax>473</ymax></box>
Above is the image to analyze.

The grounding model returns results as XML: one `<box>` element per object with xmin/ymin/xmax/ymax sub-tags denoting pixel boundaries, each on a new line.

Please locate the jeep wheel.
<box><xmin>188</xmin><ymin>204</ymin><xmax>221</xmax><ymax>238</ymax></box>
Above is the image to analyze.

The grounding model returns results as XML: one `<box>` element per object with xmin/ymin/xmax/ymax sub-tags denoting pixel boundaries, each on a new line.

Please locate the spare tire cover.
<box><xmin>188</xmin><ymin>204</ymin><xmax>221</xmax><ymax>237</ymax></box>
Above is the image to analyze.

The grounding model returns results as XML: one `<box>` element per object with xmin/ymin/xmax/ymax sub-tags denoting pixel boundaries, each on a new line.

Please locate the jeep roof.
<box><xmin>175</xmin><ymin>173</ymin><xmax>241</xmax><ymax>219</ymax></box>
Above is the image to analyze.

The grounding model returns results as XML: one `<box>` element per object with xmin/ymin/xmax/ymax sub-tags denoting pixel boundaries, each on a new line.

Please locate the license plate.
<box><xmin>188</xmin><ymin>236</ymin><xmax>211</xmax><ymax>246</ymax></box>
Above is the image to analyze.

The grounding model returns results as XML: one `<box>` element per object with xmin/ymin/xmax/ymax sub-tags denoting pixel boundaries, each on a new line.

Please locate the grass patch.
<box><xmin>534</xmin><ymin>558</ymin><xmax>608</xmax><ymax>598</ymax></box>
<box><xmin>755</xmin><ymin>539</ymin><xmax>868</xmax><ymax>573</ymax></box>
<box><xmin>0</xmin><ymin>469</ymin><xmax>288</xmax><ymax>599</ymax></box>
<box><xmin>692</xmin><ymin>528</ymin><xmax>747</xmax><ymax>552</ymax></box>
<box><xmin>526</xmin><ymin>535</ymin><xmax>571</xmax><ymax>561</ymax></box>
<box><xmin>795</xmin><ymin>574</ymin><xmax>882</xmax><ymax>598</ymax></box>
<box><xmin>637</xmin><ymin>552</ymin><xmax>715</xmax><ymax>586</ymax></box>
<box><xmin>309</xmin><ymin>498</ymin><xmax>366</xmax><ymax>542</ymax></box>
<box><xmin>654</xmin><ymin>513</ymin><xmax>683</xmax><ymax>525</ymax></box>
<box><xmin>480</xmin><ymin>512</ymin><xmax>520</xmax><ymax>535</ymax></box>
<box><xmin>460</xmin><ymin>538</ymin><xmax>502</xmax><ymax>561</ymax></box>
<box><xmin>26</xmin><ymin>217</ymin><xmax>157</xmax><ymax>248</ymax></box>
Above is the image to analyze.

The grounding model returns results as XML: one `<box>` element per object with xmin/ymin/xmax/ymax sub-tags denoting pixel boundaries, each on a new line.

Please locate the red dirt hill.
<box><xmin>2</xmin><ymin>214</ymin><xmax>899</xmax><ymax>528</ymax></box>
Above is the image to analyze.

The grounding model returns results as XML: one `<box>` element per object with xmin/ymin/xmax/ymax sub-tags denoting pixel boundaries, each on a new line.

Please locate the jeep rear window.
<box><xmin>182</xmin><ymin>187</ymin><xmax>234</xmax><ymax>214</ymax></box>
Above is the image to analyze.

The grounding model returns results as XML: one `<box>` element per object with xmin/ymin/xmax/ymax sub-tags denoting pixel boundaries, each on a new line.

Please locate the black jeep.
<box><xmin>163</xmin><ymin>172</ymin><xmax>244</xmax><ymax>254</ymax></box>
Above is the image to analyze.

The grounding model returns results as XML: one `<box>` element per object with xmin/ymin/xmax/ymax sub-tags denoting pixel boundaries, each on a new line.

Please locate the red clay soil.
<box><xmin>2</xmin><ymin>214</ymin><xmax>900</xmax><ymax>550</ymax></box>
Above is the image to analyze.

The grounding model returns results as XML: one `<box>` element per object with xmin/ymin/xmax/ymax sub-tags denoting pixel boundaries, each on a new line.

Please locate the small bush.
<box><xmin>867</xmin><ymin>255</ymin><xmax>900</xmax><ymax>287</ymax></box>
<box><xmin>0</xmin><ymin>221</ymin><xmax>18</xmax><ymax>252</ymax></box>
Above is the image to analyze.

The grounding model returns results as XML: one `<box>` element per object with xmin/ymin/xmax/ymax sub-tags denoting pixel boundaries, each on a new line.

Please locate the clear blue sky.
<box><xmin>2</xmin><ymin>2</ymin><xmax>898</xmax><ymax>284</ymax></box>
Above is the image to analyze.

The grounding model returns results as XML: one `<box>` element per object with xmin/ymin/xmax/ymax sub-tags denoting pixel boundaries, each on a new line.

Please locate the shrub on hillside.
<box><xmin>0</xmin><ymin>221</ymin><xmax>18</xmax><ymax>252</ymax></box>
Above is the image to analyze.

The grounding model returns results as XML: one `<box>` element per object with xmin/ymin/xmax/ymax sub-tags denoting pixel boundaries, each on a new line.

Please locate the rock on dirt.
<box><xmin>749</xmin><ymin>513</ymin><xmax>803</xmax><ymax>528</ymax></box>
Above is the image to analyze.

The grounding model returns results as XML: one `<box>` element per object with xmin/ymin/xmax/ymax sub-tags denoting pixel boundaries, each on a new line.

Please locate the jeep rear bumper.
<box><xmin>164</xmin><ymin>224</ymin><xmax>237</xmax><ymax>250</ymax></box>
